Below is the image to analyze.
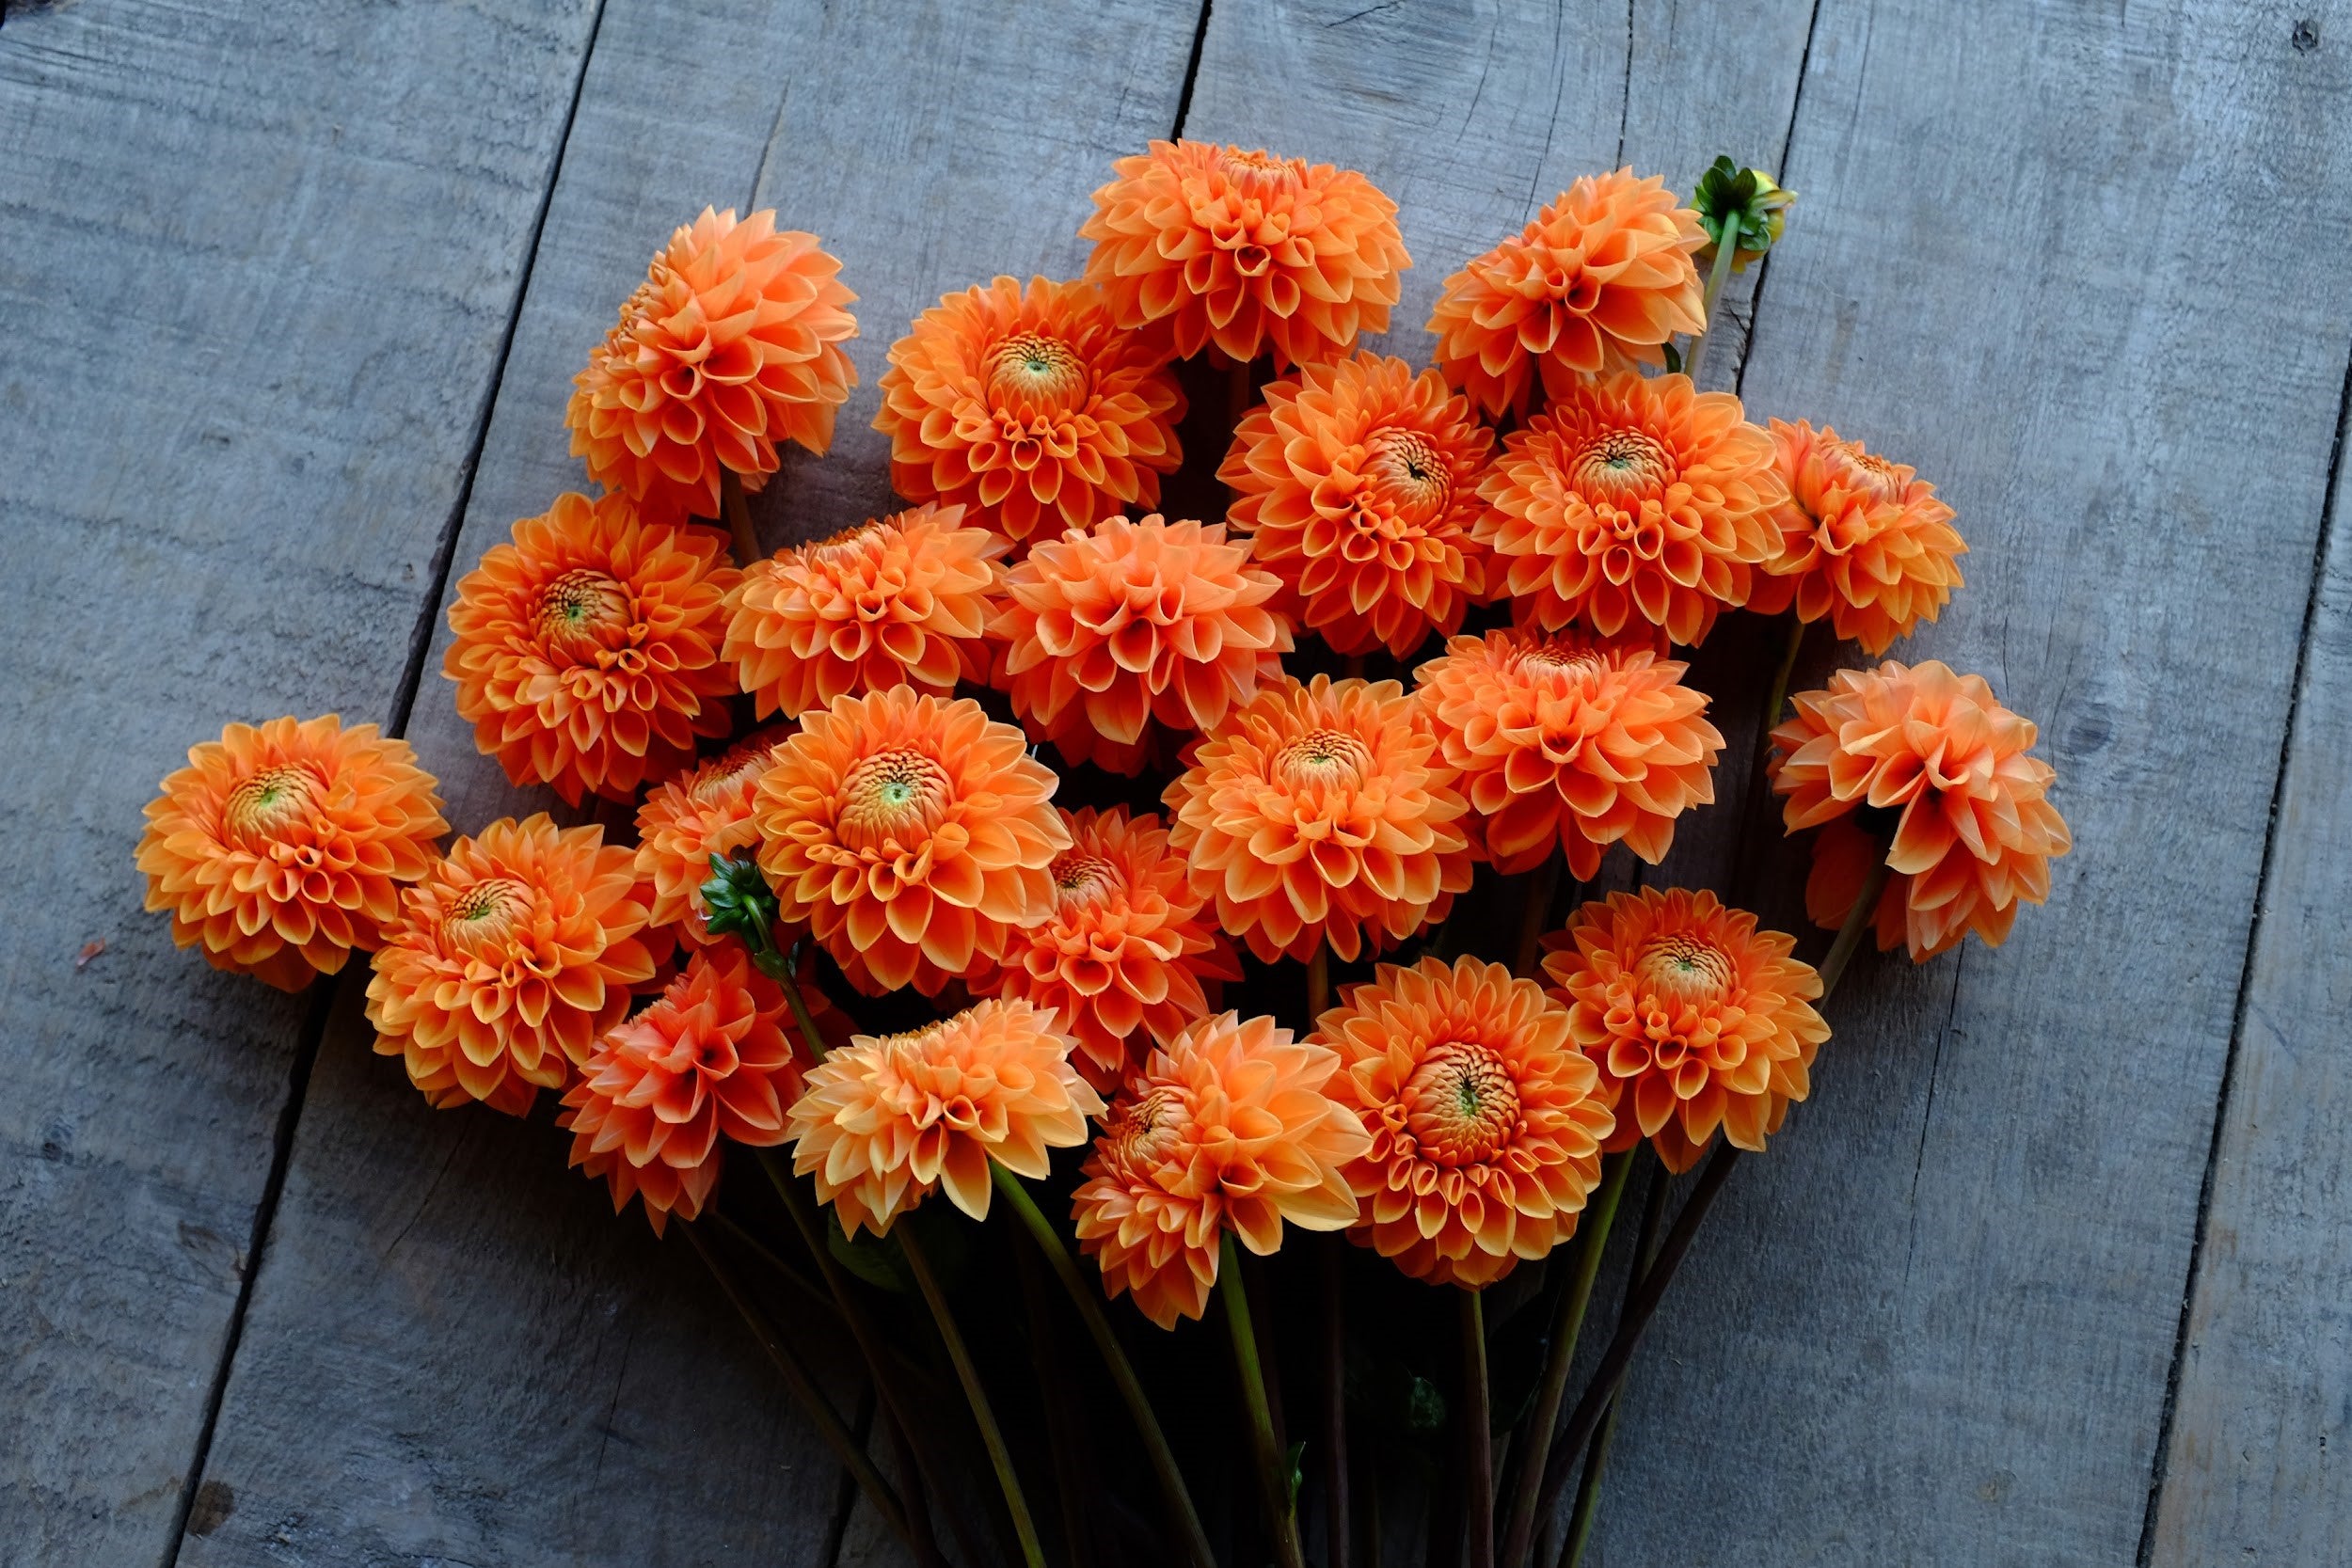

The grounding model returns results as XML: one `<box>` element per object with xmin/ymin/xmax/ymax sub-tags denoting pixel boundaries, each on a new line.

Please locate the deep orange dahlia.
<box><xmin>1318</xmin><ymin>957</ymin><xmax>1613</xmax><ymax>1286</ymax></box>
<box><xmin>875</xmin><ymin>275</ymin><xmax>1184</xmax><ymax>543</ymax></box>
<box><xmin>1081</xmin><ymin>140</ymin><xmax>1409</xmax><ymax>367</ymax></box>
<box><xmin>566</xmin><ymin>208</ymin><xmax>857</xmax><ymax>524</ymax></box>
<box><xmin>444</xmin><ymin>491</ymin><xmax>739</xmax><ymax>805</ymax></box>
<box><xmin>724</xmin><ymin>503</ymin><xmax>1006</xmax><ymax>721</ymax></box>
<box><xmin>1413</xmin><ymin>626</ymin><xmax>1722</xmax><ymax>879</ymax></box>
<box><xmin>136</xmin><ymin>715</ymin><xmax>447</xmax><ymax>991</ymax></box>
<box><xmin>1747</xmin><ymin>420</ymin><xmax>1968</xmax><ymax>655</ymax></box>
<box><xmin>787</xmin><ymin>997</ymin><xmax>1102</xmax><ymax>1237</ymax></box>
<box><xmin>1162</xmin><ymin>674</ymin><xmax>1472</xmax><ymax>963</ymax></box>
<box><xmin>1771</xmin><ymin>660</ymin><xmax>2071</xmax><ymax>959</ymax></box>
<box><xmin>752</xmin><ymin>689</ymin><xmax>1069</xmax><ymax>995</ymax></box>
<box><xmin>1071</xmin><ymin>1012</ymin><xmax>1367</xmax><ymax>1328</ymax></box>
<box><xmin>1428</xmin><ymin>169</ymin><xmax>1707</xmax><ymax>419</ymax></box>
<box><xmin>1543</xmin><ymin>888</ymin><xmax>1827</xmax><ymax>1173</ymax></box>
<box><xmin>367</xmin><ymin>815</ymin><xmax>659</xmax><ymax>1116</ymax></box>
<box><xmin>1474</xmin><ymin>372</ymin><xmax>1779</xmax><ymax>646</ymax></box>
<box><xmin>993</xmin><ymin>514</ymin><xmax>1292</xmax><ymax>774</ymax></box>
<box><xmin>635</xmin><ymin>729</ymin><xmax>794</xmax><ymax>944</ymax></box>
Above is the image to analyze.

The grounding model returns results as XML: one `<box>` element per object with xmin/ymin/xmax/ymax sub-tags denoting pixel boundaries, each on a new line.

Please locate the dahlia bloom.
<box><xmin>444</xmin><ymin>491</ymin><xmax>739</xmax><ymax>805</ymax></box>
<box><xmin>1318</xmin><ymin>957</ymin><xmax>1613</xmax><ymax>1287</ymax></box>
<box><xmin>1772</xmin><ymin>660</ymin><xmax>2071</xmax><ymax>959</ymax></box>
<box><xmin>1413</xmin><ymin>626</ymin><xmax>1722</xmax><ymax>879</ymax></box>
<box><xmin>752</xmin><ymin>689</ymin><xmax>1069</xmax><ymax>995</ymax></box>
<box><xmin>1219</xmin><ymin>353</ymin><xmax>1493</xmax><ymax>658</ymax></box>
<box><xmin>1544</xmin><ymin>888</ymin><xmax>1828</xmax><ymax>1173</ymax></box>
<box><xmin>367</xmin><ymin>815</ymin><xmax>659</xmax><ymax>1116</ymax></box>
<box><xmin>1071</xmin><ymin>1012</ymin><xmax>1367</xmax><ymax>1328</ymax></box>
<box><xmin>1748</xmin><ymin>420</ymin><xmax>1967</xmax><ymax>655</ymax></box>
<box><xmin>993</xmin><ymin>514</ymin><xmax>1292</xmax><ymax>774</ymax></box>
<box><xmin>875</xmin><ymin>275</ymin><xmax>1184</xmax><ymax>543</ymax></box>
<box><xmin>566</xmin><ymin>208</ymin><xmax>857</xmax><ymax>524</ymax></box>
<box><xmin>1474</xmin><ymin>372</ymin><xmax>1780</xmax><ymax>646</ymax></box>
<box><xmin>1081</xmin><ymin>140</ymin><xmax>1409</xmax><ymax>367</ymax></box>
<box><xmin>1428</xmin><ymin>169</ymin><xmax>1707</xmax><ymax>418</ymax></box>
<box><xmin>1162</xmin><ymin>674</ymin><xmax>1472</xmax><ymax>963</ymax></box>
<box><xmin>634</xmin><ymin>729</ymin><xmax>793</xmax><ymax>944</ymax></box>
<box><xmin>136</xmin><ymin>715</ymin><xmax>446</xmax><ymax>991</ymax></box>
<box><xmin>787</xmin><ymin>997</ymin><xmax>1102</xmax><ymax>1238</ymax></box>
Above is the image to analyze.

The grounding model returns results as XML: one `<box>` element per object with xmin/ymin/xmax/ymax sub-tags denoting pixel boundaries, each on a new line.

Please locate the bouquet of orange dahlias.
<box><xmin>141</xmin><ymin>150</ymin><xmax>2064</xmax><ymax>1568</ymax></box>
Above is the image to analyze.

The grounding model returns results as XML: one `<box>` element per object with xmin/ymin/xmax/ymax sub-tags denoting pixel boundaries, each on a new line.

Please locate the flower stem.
<box><xmin>1514</xmin><ymin>848</ymin><xmax>1564</xmax><ymax>979</ymax></box>
<box><xmin>1308</xmin><ymin>940</ymin><xmax>1331</xmax><ymax>1027</ymax></box>
<box><xmin>1681</xmin><ymin>212</ymin><xmax>1742</xmax><ymax>386</ymax></box>
<box><xmin>1321</xmin><ymin>1233</ymin><xmax>1351</xmax><ymax>1568</ymax></box>
<box><xmin>720</xmin><ymin>467</ymin><xmax>759</xmax><ymax>565</ymax></box>
<box><xmin>781</xmin><ymin>937</ymin><xmax>830</xmax><ymax>1065</ymax></box>
<box><xmin>1755</xmin><ymin>612</ymin><xmax>1804</xmax><ymax>796</ymax></box>
<box><xmin>1462</xmin><ymin>1287</ymin><xmax>1495</xmax><ymax>1568</ymax></box>
<box><xmin>1222</xmin><ymin>1231</ymin><xmax>1307</xmax><ymax>1568</ymax></box>
<box><xmin>1818</xmin><ymin>850</ymin><xmax>1895</xmax><ymax>998</ymax></box>
<box><xmin>1557</xmin><ymin>1153</ymin><xmax>1672</xmax><ymax>1568</ymax></box>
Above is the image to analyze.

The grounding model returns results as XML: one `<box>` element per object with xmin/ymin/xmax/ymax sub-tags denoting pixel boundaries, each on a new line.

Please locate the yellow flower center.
<box><xmin>1403</xmin><ymin>1040</ymin><xmax>1520</xmax><ymax>1166</ymax></box>
<box><xmin>536</xmin><ymin>567</ymin><xmax>631</xmax><ymax>658</ymax></box>
<box><xmin>444</xmin><ymin>877</ymin><xmax>533</xmax><ymax>957</ymax></box>
<box><xmin>1277</xmin><ymin>728</ymin><xmax>1372</xmax><ymax>788</ymax></box>
<box><xmin>1052</xmin><ymin>851</ymin><xmax>1123</xmax><ymax>908</ymax></box>
<box><xmin>1572</xmin><ymin>428</ymin><xmax>1671</xmax><ymax>497</ymax></box>
<box><xmin>221</xmin><ymin>764</ymin><xmax>320</xmax><ymax>848</ymax></box>
<box><xmin>1363</xmin><ymin>428</ymin><xmax>1452</xmax><ymax>528</ymax></box>
<box><xmin>837</xmin><ymin>746</ymin><xmax>951</xmax><ymax>847</ymax></box>
<box><xmin>988</xmin><ymin>332</ymin><xmax>1089</xmax><ymax>413</ymax></box>
<box><xmin>1632</xmin><ymin>933</ymin><xmax>1735</xmax><ymax>1006</ymax></box>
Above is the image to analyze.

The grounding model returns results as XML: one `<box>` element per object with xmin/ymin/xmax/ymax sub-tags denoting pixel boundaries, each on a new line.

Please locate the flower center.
<box><xmin>1276</xmin><ymin>728</ymin><xmax>1372</xmax><ymax>788</ymax></box>
<box><xmin>1052</xmin><ymin>851</ymin><xmax>1123</xmax><ymax>908</ymax></box>
<box><xmin>1403</xmin><ymin>1041</ymin><xmax>1520</xmax><ymax>1166</ymax></box>
<box><xmin>1632</xmin><ymin>934</ymin><xmax>1735</xmax><ymax>1007</ymax></box>
<box><xmin>1518</xmin><ymin>641</ymin><xmax>1607</xmax><ymax>687</ymax></box>
<box><xmin>987</xmin><ymin>332</ymin><xmax>1089</xmax><ymax>412</ymax></box>
<box><xmin>1837</xmin><ymin>446</ymin><xmax>1907</xmax><ymax>503</ymax></box>
<box><xmin>1572</xmin><ymin>428</ymin><xmax>1671</xmax><ymax>497</ymax></box>
<box><xmin>1111</xmin><ymin>1086</ymin><xmax>1188</xmax><ymax>1166</ymax></box>
<box><xmin>690</xmin><ymin>738</ymin><xmax>775</xmax><ymax>804</ymax></box>
<box><xmin>536</xmin><ymin>567</ymin><xmax>631</xmax><ymax>658</ymax></box>
<box><xmin>1362</xmin><ymin>429</ymin><xmax>1452</xmax><ymax>528</ymax></box>
<box><xmin>837</xmin><ymin>746</ymin><xmax>951</xmax><ymax>847</ymax></box>
<box><xmin>221</xmin><ymin>764</ymin><xmax>320</xmax><ymax>848</ymax></box>
<box><xmin>444</xmin><ymin>877</ymin><xmax>533</xmax><ymax>957</ymax></box>
<box><xmin>1217</xmin><ymin>147</ymin><xmax>1297</xmax><ymax>198</ymax></box>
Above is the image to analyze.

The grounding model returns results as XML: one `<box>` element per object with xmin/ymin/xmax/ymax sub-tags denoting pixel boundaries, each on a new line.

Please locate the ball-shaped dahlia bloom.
<box><xmin>1071</xmin><ymin>1012</ymin><xmax>1368</xmax><ymax>1328</ymax></box>
<box><xmin>1543</xmin><ymin>888</ymin><xmax>1828</xmax><ymax>1173</ymax></box>
<box><xmin>1747</xmin><ymin>420</ymin><xmax>1967</xmax><ymax>655</ymax></box>
<box><xmin>1428</xmin><ymin>169</ymin><xmax>1707</xmax><ymax>419</ymax></box>
<box><xmin>136</xmin><ymin>715</ymin><xmax>447</xmax><ymax>991</ymax></box>
<box><xmin>1474</xmin><ymin>372</ymin><xmax>1780</xmax><ymax>646</ymax></box>
<box><xmin>444</xmin><ymin>491</ymin><xmax>740</xmax><ymax>805</ymax></box>
<box><xmin>1163</xmin><ymin>674</ymin><xmax>1472</xmax><ymax>963</ymax></box>
<box><xmin>875</xmin><ymin>275</ymin><xmax>1185</xmax><ymax>543</ymax></box>
<box><xmin>634</xmin><ymin>729</ymin><xmax>793</xmax><ymax>944</ymax></box>
<box><xmin>1413</xmin><ymin>626</ymin><xmax>1723</xmax><ymax>879</ymax></box>
<box><xmin>566</xmin><ymin>208</ymin><xmax>857</xmax><ymax>524</ymax></box>
<box><xmin>724</xmin><ymin>503</ymin><xmax>1007</xmax><ymax>721</ymax></box>
<box><xmin>367</xmin><ymin>815</ymin><xmax>660</xmax><ymax>1116</ymax></box>
<box><xmin>1317</xmin><ymin>957</ymin><xmax>1613</xmax><ymax>1287</ymax></box>
<box><xmin>993</xmin><ymin>514</ymin><xmax>1293</xmax><ymax>774</ymax></box>
<box><xmin>1081</xmin><ymin>140</ymin><xmax>1409</xmax><ymax>367</ymax></box>
<box><xmin>787</xmin><ymin>997</ymin><xmax>1102</xmax><ymax>1238</ymax></box>
<box><xmin>1771</xmin><ymin>660</ymin><xmax>2071</xmax><ymax>960</ymax></box>
<box><xmin>752</xmin><ymin>689</ymin><xmax>1069</xmax><ymax>995</ymax></box>
<box><xmin>1218</xmin><ymin>352</ymin><xmax>1493</xmax><ymax>659</ymax></box>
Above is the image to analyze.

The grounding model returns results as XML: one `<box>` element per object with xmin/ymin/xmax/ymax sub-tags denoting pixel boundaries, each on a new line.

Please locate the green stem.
<box><xmin>1681</xmin><ymin>212</ymin><xmax>1742</xmax><ymax>386</ymax></box>
<box><xmin>1818</xmin><ymin>849</ymin><xmax>1895</xmax><ymax>998</ymax></box>
<box><xmin>1559</xmin><ymin>1155</ymin><xmax>1671</xmax><ymax>1568</ymax></box>
<box><xmin>1755</xmin><ymin>613</ymin><xmax>1804</xmax><ymax>793</ymax></box>
<box><xmin>721</xmin><ymin>467</ymin><xmax>760</xmax><ymax>565</ymax></box>
<box><xmin>1221</xmin><ymin>1232</ymin><xmax>1306</xmax><ymax>1568</ymax></box>
<box><xmin>900</xmin><ymin>1221</ymin><xmax>1046</xmax><ymax>1568</ymax></box>
<box><xmin>781</xmin><ymin>938</ymin><xmax>829</xmax><ymax>1065</ymax></box>
<box><xmin>1462</xmin><ymin>1288</ymin><xmax>1494</xmax><ymax>1568</ymax></box>
<box><xmin>1321</xmin><ymin>1234</ymin><xmax>1351</xmax><ymax>1568</ymax></box>
<box><xmin>1514</xmin><ymin>848</ymin><xmax>1564</xmax><ymax>979</ymax></box>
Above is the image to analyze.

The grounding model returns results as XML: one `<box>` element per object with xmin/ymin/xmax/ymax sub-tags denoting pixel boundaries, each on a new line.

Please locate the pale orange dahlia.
<box><xmin>567</xmin><ymin>208</ymin><xmax>857</xmax><ymax>524</ymax></box>
<box><xmin>1771</xmin><ymin>660</ymin><xmax>2071</xmax><ymax>959</ymax></box>
<box><xmin>1163</xmin><ymin>674</ymin><xmax>1472</xmax><ymax>963</ymax></box>
<box><xmin>752</xmin><ymin>689</ymin><xmax>1069</xmax><ymax>995</ymax></box>
<box><xmin>367</xmin><ymin>815</ymin><xmax>659</xmax><ymax>1116</ymax></box>
<box><xmin>1544</xmin><ymin>888</ymin><xmax>1827</xmax><ymax>1173</ymax></box>
<box><xmin>1747</xmin><ymin>420</ymin><xmax>1967</xmax><ymax>655</ymax></box>
<box><xmin>1318</xmin><ymin>957</ymin><xmax>1613</xmax><ymax>1287</ymax></box>
<box><xmin>875</xmin><ymin>275</ymin><xmax>1185</xmax><ymax>543</ymax></box>
<box><xmin>993</xmin><ymin>514</ymin><xmax>1292</xmax><ymax>774</ymax></box>
<box><xmin>136</xmin><ymin>715</ymin><xmax>447</xmax><ymax>991</ymax></box>
<box><xmin>1428</xmin><ymin>169</ymin><xmax>1707</xmax><ymax>419</ymax></box>
<box><xmin>724</xmin><ymin>503</ymin><xmax>1006</xmax><ymax>721</ymax></box>
<box><xmin>1413</xmin><ymin>626</ymin><xmax>1722</xmax><ymax>879</ymax></box>
<box><xmin>1474</xmin><ymin>372</ymin><xmax>1780</xmax><ymax>646</ymax></box>
<box><xmin>787</xmin><ymin>997</ymin><xmax>1102</xmax><ymax>1238</ymax></box>
<box><xmin>444</xmin><ymin>491</ymin><xmax>739</xmax><ymax>805</ymax></box>
<box><xmin>1071</xmin><ymin>1012</ymin><xmax>1367</xmax><ymax>1328</ymax></box>
<box><xmin>634</xmin><ymin>729</ymin><xmax>794</xmax><ymax>944</ymax></box>
<box><xmin>1081</xmin><ymin>140</ymin><xmax>1409</xmax><ymax>367</ymax></box>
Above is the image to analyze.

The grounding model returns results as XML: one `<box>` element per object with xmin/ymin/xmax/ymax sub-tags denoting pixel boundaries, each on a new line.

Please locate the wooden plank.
<box><xmin>0</xmin><ymin>1</ymin><xmax>599</xmax><ymax>1560</ymax></box>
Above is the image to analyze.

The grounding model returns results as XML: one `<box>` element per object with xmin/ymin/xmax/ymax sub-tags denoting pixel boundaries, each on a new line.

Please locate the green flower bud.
<box><xmin>1692</xmin><ymin>155</ymin><xmax>1796</xmax><ymax>274</ymax></box>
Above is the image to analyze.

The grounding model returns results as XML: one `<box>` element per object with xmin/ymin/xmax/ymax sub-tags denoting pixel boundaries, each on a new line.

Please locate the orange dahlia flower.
<box><xmin>566</xmin><ymin>208</ymin><xmax>857</xmax><ymax>524</ymax></box>
<box><xmin>444</xmin><ymin>491</ymin><xmax>739</xmax><ymax>805</ymax></box>
<box><xmin>367</xmin><ymin>815</ymin><xmax>659</xmax><ymax>1116</ymax></box>
<box><xmin>752</xmin><ymin>689</ymin><xmax>1069</xmax><ymax>995</ymax></box>
<box><xmin>1474</xmin><ymin>372</ymin><xmax>1779</xmax><ymax>646</ymax></box>
<box><xmin>1413</xmin><ymin>626</ymin><xmax>1722</xmax><ymax>879</ymax></box>
<box><xmin>976</xmin><ymin>806</ymin><xmax>1242</xmax><ymax>1090</ymax></box>
<box><xmin>1071</xmin><ymin>1012</ymin><xmax>1367</xmax><ymax>1328</ymax></box>
<box><xmin>1748</xmin><ymin>420</ymin><xmax>1967</xmax><ymax>655</ymax></box>
<box><xmin>787</xmin><ymin>997</ymin><xmax>1102</xmax><ymax>1238</ymax></box>
<box><xmin>1543</xmin><ymin>888</ymin><xmax>1827</xmax><ymax>1173</ymax></box>
<box><xmin>1771</xmin><ymin>660</ymin><xmax>2071</xmax><ymax>959</ymax></box>
<box><xmin>634</xmin><ymin>729</ymin><xmax>794</xmax><ymax>944</ymax></box>
<box><xmin>1318</xmin><ymin>957</ymin><xmax>1613</xmax><ymax>1286</ymax></box>
<box><xmin>1163</xmin><ymin>674</ymin><xmax>1472</xmax><ymax>963</ymax></box>
<box><xmin>993</xmin><ymin>514</ymin><xmax>1292</xmax><ymax>774</ymax></box>
<box><xmin>724</xmin><ymin>503</ymin><xmax>1006</xmax><ymax>721</ymax></box>
<box><xmin>875</xmin><ymin>275</ymin><xmax>1184</xmax><ymax>543</ymax></box>
<box><xmin>1081</xmin><ymin>140</ymin><xmax>1409</xmax><ymax>367</ymax></box>
<box><xmin>136</xmin><ymin>715</ymin><xmax>447</xmax><ymax>991</ymax></box>
<box><xmin>1428</xmin><ymin>169</ymin><xmax>1707</xmax><ymax>419</ymax></box>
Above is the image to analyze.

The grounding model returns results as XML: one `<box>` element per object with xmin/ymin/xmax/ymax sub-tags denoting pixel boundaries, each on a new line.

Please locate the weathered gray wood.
<box><xmin>0</xmin><ymin>2</ymin><xmax>599</xmax><ymax>1560</ymax></box>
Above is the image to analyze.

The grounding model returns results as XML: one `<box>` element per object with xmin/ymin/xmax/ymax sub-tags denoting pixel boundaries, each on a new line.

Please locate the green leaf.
<box><xmin>1284</xmin><ymin>1441</ymin><xmax>1308</xmax><ymax>1512</ymax></box>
